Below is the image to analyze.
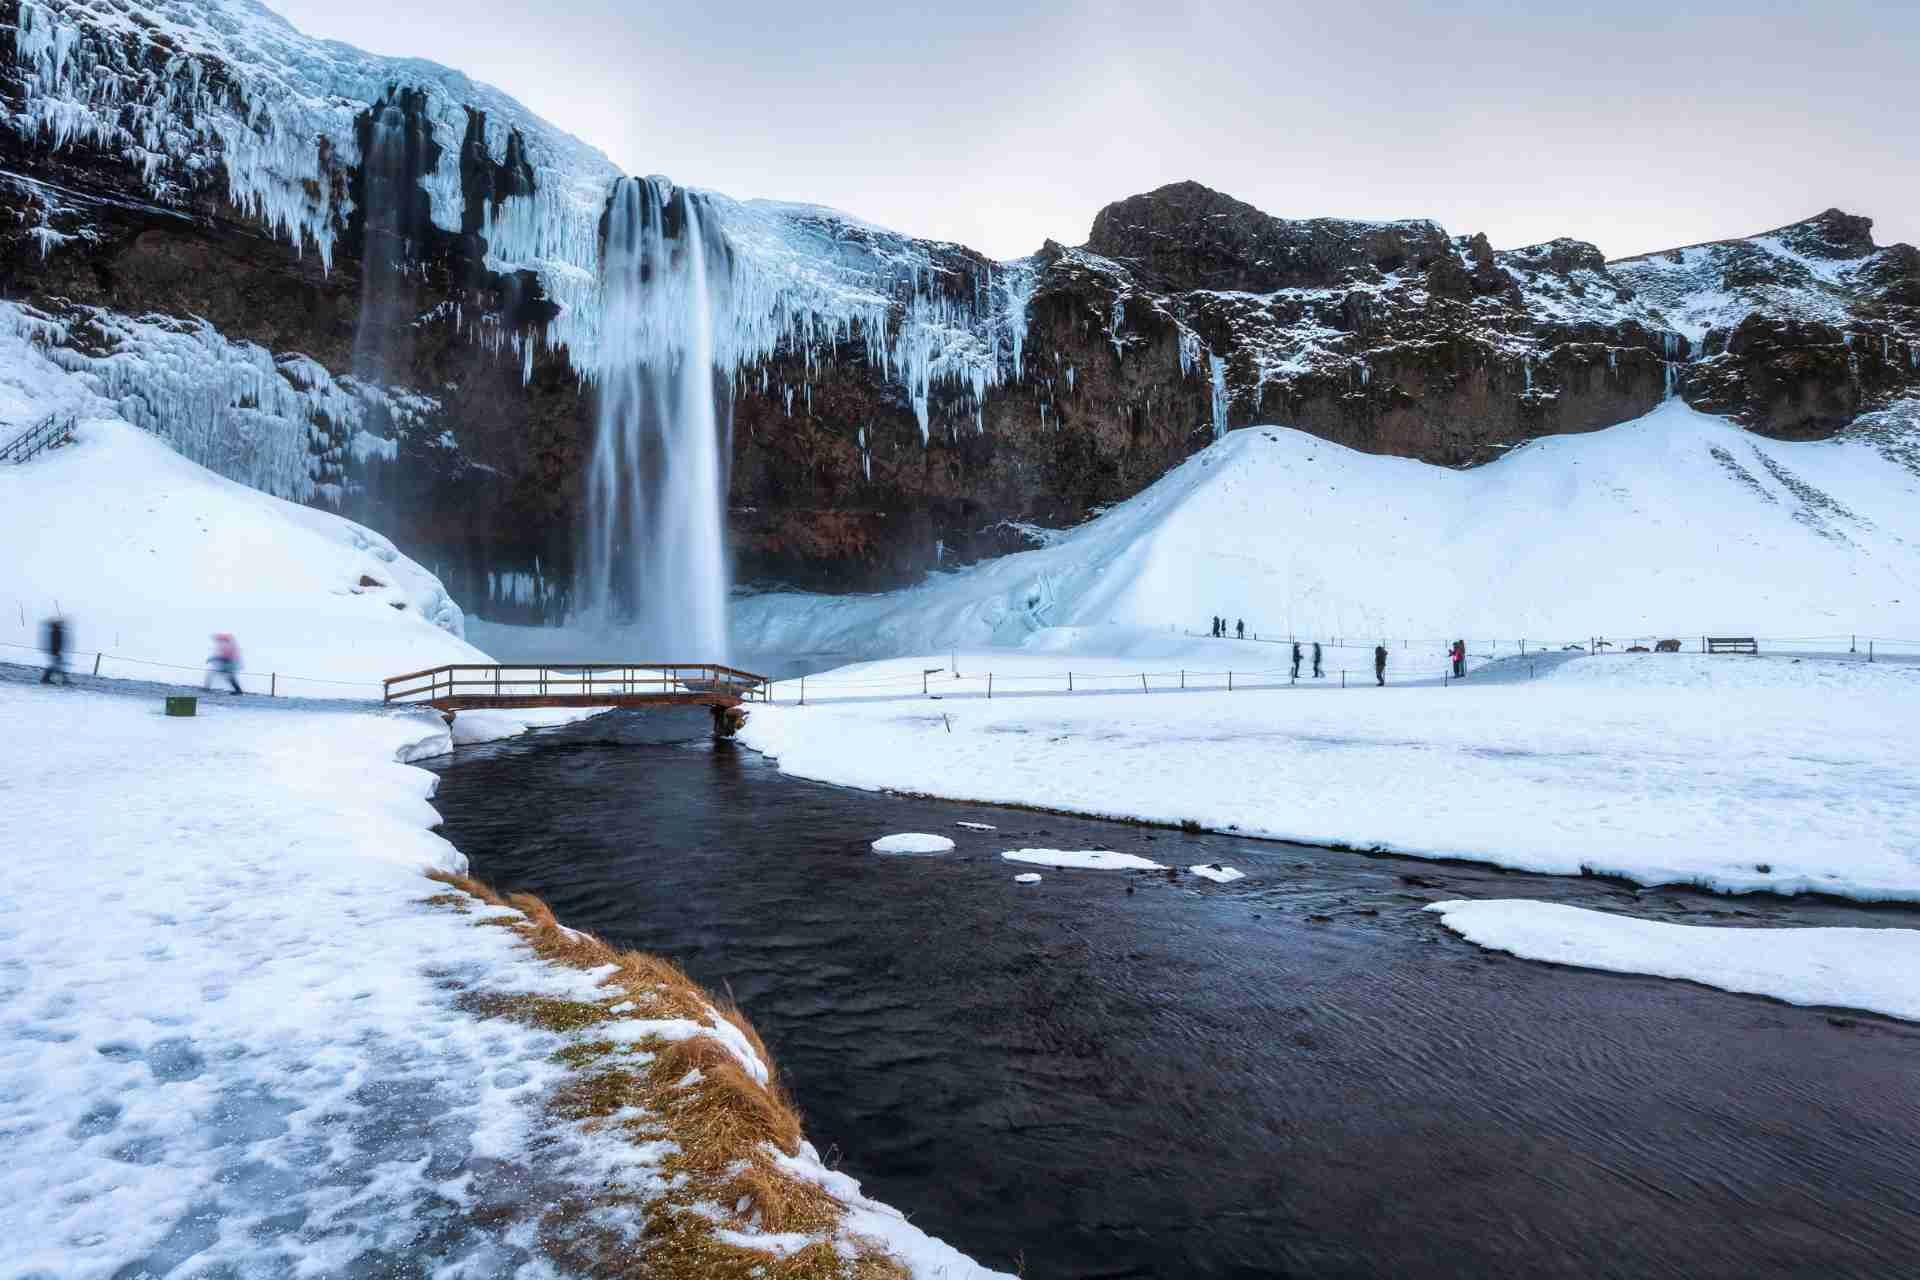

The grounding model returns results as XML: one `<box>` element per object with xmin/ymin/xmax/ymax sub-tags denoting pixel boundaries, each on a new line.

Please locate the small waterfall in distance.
<box><xmin>580</xmin><ymin>176</ymin><xmax>732</xmax><ymax>659</ymax></box>
<box><xmin>353</xmin><ymin>94</ymin><xmax>413</xmax><ymax>383</ymax></box>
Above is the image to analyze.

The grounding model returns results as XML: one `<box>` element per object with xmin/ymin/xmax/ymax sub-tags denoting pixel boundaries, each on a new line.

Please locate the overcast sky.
<box><xmin>266</xmin><ymin>0</ymin><xmax>1918</xmax><ymax>263</ymax></box>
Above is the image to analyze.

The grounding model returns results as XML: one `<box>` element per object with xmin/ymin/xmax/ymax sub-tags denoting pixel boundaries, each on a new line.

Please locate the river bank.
<box><xmin>0</xmin><ymin>669</ymin><xmax>1001</xmax><ymax>1279</ymax></box>
<box><xmin>738</xmin><ymin>649</ymin><xmax>1920</xmax><ymax>901</ymax></box>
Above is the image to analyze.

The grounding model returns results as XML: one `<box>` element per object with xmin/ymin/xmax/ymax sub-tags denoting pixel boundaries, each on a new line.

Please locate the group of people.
<box><xmin>1209</xmin><ymin>616</ymin><xmax>1245</xmax><ymax>639</ymax></box>
<box><xmin>1205</xmin><ymin>620</ymin><xmax>1399</xmax><ymax>687</ymax></box>
<box><xmin>38</xmin><ymin>615</ymin><xmax>244</xmax><ymax>694</ymax></box>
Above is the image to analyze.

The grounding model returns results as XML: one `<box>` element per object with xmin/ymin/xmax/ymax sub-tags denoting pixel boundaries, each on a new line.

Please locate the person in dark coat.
<box><xmin>1236</xmin><ymin>619</ymin><xmax>1245</xmax><ymax>640</ymax></box>
<box><xmin>1291</xmin><ymin>642</ymin><xmax>1303</xmax><ymax>679</ymax></box>
<box><xmin>1312</xmin><ymin>641</ymin><xmax>1323</xmax><ymax>678</ymax></box>
<box><xmin>1374</xmin><ymin>644</ymin><xmax>1388</xmax><ymax>687</ymax></box>
<box><xmin>41</xmin><ymin>616</ymin><xmax>68</xmax><ymax>685</ymax></box>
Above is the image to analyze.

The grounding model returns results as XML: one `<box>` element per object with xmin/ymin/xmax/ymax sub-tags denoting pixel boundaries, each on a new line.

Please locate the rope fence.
<box><xmin>765</xmin><ymin>631</ymin><xmax>1920</xmax><ymax>707</ymax></box>
<box><xmin>6</xmin><ymin>620</ymin><xmax>1919</xmax><ymax>710</ymax></box>
<box><xmin>0</xmin><ymin>638</ymin><xmax>384</xmax><ymax>699</ymax></box>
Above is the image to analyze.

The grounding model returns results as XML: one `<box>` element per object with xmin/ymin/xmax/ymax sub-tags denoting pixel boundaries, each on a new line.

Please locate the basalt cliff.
<box><xmin>5</xmin><ymin>0</ymin><xmax>1917</xmax><ymax>618</ymax></box>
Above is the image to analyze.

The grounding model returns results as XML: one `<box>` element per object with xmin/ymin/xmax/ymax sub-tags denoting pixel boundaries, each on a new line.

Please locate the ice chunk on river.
<box><xmin>871</xmin><ymin>833</ymin><xmax>956</xmax><ymax>855</ymax></box>
<box><xmin>1001</xmin><ymin>849</ymin><xmax>1168</xmax><ymax>871</ymax></box>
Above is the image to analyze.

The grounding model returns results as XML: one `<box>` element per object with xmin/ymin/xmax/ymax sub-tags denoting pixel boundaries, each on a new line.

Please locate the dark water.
<box><xmin>428</xmin><ymin>710</ymin><xmax>1920</xmax><ymax>1279</ymax></box>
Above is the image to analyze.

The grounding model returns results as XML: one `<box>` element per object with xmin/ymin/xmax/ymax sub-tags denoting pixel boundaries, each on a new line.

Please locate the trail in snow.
<box><xmin>0</xmin><ymin>676</ymin><xmax>1007</xmax><ymax>1279</ymax></box>
<box><xmin>740</xmin><ymin>652</ymin><xmax>1920</xmax><ymax>902</ymax></box>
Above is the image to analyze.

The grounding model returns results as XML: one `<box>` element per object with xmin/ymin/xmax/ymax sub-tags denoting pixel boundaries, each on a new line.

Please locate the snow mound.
<box><xmin>1013</xmin><ymin>873</ymin><xmax>1043</xmax><ymax>884</ymax></box>
<box><xmin>1189</xmin><ymin>864</ymin><xmax>1246</xmax><ymax>883</ymax></box>
<box><xmin>871</xmin><ymin>833</ymin><xmax>955</xmax><ymax>855</ymax></box>
<box><xmin>735</xmin><ymin>401</ymin><xmax>1920</xmax><ymax>659</ymax></box>
<box><xmin>1428</xmin><ymin>900</ymin><xmax>1920</xmax><ymax>1023</ymax></box>
<box><xmin>1001</xmin><ymin>849</ymin><xmax>1167</xmax><ymax>872</ymax></box>
<box><xmin>1543</xmin><ymin>652</ymin><xmax>1920</xmax><ymax>693</ymax></box>
<box><xmin>1</xmin><ymin>357</ymin><xmax>488</xmax><ymax>694</ymax></box>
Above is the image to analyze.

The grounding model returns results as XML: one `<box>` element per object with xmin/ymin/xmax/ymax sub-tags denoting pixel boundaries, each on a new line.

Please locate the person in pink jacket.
<box><xmin>206</xmin><ymin>633</ymin><xmax>242</xmax><ymax>695</ymax></box>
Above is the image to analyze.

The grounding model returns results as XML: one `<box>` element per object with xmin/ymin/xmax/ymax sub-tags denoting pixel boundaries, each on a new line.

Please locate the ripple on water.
<box><xmin>428</xmin><ymin>706</ymin><xmax>1920</xmax><ymax>1279</ymax></box>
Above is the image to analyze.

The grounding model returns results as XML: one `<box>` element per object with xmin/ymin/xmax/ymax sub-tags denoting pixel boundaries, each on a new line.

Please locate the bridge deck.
<box><xmin>383</xmin><ymin>663</ymin><xmax>770</xmax><ymax>714</ymax></box>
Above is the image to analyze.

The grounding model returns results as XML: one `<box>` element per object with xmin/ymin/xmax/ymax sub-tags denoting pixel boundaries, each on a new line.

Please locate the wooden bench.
<box><xmin>1706</xmin><ymin>636</ymin><xmax>1758</xmax><ymax>654</ymax></box>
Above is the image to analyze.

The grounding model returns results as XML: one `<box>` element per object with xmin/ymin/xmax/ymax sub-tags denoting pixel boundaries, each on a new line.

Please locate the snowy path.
<box><xmin>0</xmin><ymin>677</ymin><xmax>1005</xmax><ymax>1279</ymax></box>
<box><xmin>740</xmin><ymin>652</ymin><xmax>1920</xmax><ymax>901</ymax></box>
<box><xmin>1427</xmin><ymin>900</ymin><xmax>1920</xmax><ymax>1023</ymax></box>
<box><xmin>0</xmin><ymin>681</ymin><xmax>606</xmax><ymax>1276</ymax></box>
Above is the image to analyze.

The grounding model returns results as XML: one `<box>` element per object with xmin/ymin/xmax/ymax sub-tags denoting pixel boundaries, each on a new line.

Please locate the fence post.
<box><xmin>1068</xmin><ymin>671</ymin><xmax>1073</xmax><ymax>692</ymax></box>
<box><xmin>1341</xmin><ymin>670</ymin><xmax>1346</xmax><ymax>688</ymax></box>
<box><xmin>1851</xmin><ymin>635</ymin><xmax>1857</xmax><ymax>654</ymax></box>
<box><xmin>1869</xmin><ymin>641</ymin><xmax>1874</xmax><ymax>663</ymax></box>
<box><xmin>988</xmin><ymin>673</ymin><xmax>993</xmax><ymax>699</ymax></box>
<box><xmin>923</xmin><ymin>670</ymin><xmax>928</xmax><ymax>696</ymax></box>
<box><xmin>1180</xmin><ymin>669</ymin><xmax>1185</xmax><ymax>690</ymax></box>
<box><xmin>1140</xmin><ymin>673</ymin><xmax>1148</xmax><ymax>694</ymax></box>
<box><xmin>1228</xmin><ymin>670</ymin><xmax>1233</xmax><ymax>691</ymax></box>
<box><xmin>800</xmin><ymin>675</ymin><xmax>806</xmax><ymax>705</ymax></box>
<box><xmin>271</xmin><ymin>672</ymin><xmax>277</xmax><ymax>697</ymax></box>
<box><xmin>92</xmin><ymin>653</ymin><xmax>101</xmax><ymax>676</ymax></box>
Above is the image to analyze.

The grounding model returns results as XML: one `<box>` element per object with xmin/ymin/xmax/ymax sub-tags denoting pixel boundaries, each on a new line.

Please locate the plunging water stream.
<box><xmin>353</xmin><ymin>95</ymin><xmax>415</xmax><ymax>384</ymax></box>
<box><xmin>581</xmin><ymin>177</ymin><xmax>731</xmax><ymax>657</ymax></box>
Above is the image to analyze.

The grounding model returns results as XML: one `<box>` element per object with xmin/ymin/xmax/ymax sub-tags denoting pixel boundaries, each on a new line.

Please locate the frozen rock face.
<box><xmin>3</xmin><ymin>1</ymin><xmax>1916</xmax><ymax>604</ymax></box>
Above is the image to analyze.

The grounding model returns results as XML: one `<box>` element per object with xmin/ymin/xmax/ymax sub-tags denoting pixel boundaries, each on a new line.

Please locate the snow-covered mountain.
<box><xmin>733</xmin><ymin>399</ymin><xmax>1920</xmax><ymax>658</ymax></box>
<box><xmin>3</xmin><ymin>0</ymin><xmax>1916</xmax><ymax>607</ymax></box>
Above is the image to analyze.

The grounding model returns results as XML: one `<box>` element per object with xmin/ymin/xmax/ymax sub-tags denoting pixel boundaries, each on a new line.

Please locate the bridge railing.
<box><xmin>382</xmin><ymin>662</ymin><xmax>771</xmax><ymax>706</ymax></box>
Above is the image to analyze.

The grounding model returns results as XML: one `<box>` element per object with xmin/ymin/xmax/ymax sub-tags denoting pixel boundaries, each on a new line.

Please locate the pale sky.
<box><xmin>266</xmin><ymin>0</ymin><xmax>1919</xmax><ymax>263</ymax></box>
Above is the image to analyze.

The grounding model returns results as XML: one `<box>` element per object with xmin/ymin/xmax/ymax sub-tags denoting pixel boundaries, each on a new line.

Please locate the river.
<box><xmin>426</xmin><ymin>706</ymin><xmax>1920</xmax><ymax>1279</ymax></box>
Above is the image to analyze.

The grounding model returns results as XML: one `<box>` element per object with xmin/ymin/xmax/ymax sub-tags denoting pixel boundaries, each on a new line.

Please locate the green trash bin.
<box><xmin>165</xmin><ymin>696</ymin><xmax>197</xmax><ymax>717</ymax></box>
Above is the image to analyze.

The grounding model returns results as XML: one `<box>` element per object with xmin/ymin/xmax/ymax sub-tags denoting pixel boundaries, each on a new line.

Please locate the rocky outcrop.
<box><xmin>5</xmin><ymin>1</ymin><xmax>1917</xmax><ymax>610</ymax></box>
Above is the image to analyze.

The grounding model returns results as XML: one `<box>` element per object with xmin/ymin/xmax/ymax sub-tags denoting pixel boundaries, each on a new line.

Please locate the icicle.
<box><xmin>1208</xmin><ymin>354</ymin><xmax>1229</xmax><ymax>439</ymax></box>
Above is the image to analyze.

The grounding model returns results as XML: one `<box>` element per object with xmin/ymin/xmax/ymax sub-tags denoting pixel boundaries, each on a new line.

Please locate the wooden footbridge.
<box><xmin>383</xmin><ymin>663</ymin><xmax>771</xmax><ymax>727</ymax></box>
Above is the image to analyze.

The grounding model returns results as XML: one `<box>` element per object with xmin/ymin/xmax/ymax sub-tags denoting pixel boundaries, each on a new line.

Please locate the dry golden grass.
<box><xmin>421</xmin><ymin>868</ymin><xmax>908</xmax><ymax>1280</ymax></box>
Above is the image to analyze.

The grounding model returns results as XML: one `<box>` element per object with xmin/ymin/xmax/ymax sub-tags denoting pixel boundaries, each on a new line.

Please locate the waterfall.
<box><xmin>580</xmin><ymin>176</ymin><xmax>731</xmax><ymax>659</ymax></box>
<box><xmin>353</xmin><ymin>96</ymin><xmax>414</xmax><ymax>383</ymax></box>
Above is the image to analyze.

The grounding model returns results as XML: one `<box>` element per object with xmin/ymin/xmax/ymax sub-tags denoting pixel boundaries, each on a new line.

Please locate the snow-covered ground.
<box><xmin>1427</xmin><ymin>900</ymin><xmax>1920</xmax><ymax>1023</ymax></box>
<box><xmin>0</xmin><ymin>676</ymin><xmax>1004</xmax><ymax>1278</ymax></box>
<box><xmin>733</xmin><ymin>402</ymin><xmax>1920</xmax><ymax>660</ymax></box>
<box><xmin>738</xmin><ymin>649</ymin><xmax>1920</xmax><ymax>902</ymax></box>
<box><xmin>1</xmin><ymin>326</ymin><xmax>489</xmax><ymax>696</ymax></box>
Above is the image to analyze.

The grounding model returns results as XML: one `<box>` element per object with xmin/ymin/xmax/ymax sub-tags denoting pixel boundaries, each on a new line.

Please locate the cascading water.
<box><xmin>581</xmin><ymin>176</ymin><xmax>732</xmax><ymax>658</ymax></box>
<box><xmin>353</xmin><ymin>95</ymin><xmax>415</xmax><ymax>383</ymax></box>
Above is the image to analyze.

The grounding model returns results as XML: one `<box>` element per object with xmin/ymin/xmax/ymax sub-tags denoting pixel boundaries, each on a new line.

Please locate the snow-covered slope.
<box><xmin>734</xmin><ymin>402</ymin><xmax>1920</xmax><ymax>658</ymax></box>
<box><xmin>1</xmin><ymin>331</ymin><xmax>486</xmax><ymax>693</ymax></box>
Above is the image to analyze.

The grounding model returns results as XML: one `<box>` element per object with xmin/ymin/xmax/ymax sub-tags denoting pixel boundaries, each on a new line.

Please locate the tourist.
<box><xmin>1312</xmin><ymin>641</ymin><xmax>1323</xmax><ymax>678</ymax></box>
<box><xmin>1451</xmin><ymin>639</ymin><xmax>1466</xmax><ymax>678</ymax></box>
<box><xmin>1374</xmin><ymin>644</ymin><xmax>1388</xmax><ymax>687</ymax></box>
<box><xmin>40</xmin><ymin>615</ymin><xmax>68</xmax><ymax>686</ymax></box>
<box><xmin>206</xmin><ymin>633</ymin><xmax>243</xmax><ymax>695</ymax></box>
<box><xmin>1236</xmin><ymin>618</ymin><xmax>1245</xmax><ymax>640</ymax></box>
<box><xmin>1291</xmin><ymin>642</ymin><xmax>1302</xmax><ymax>680</ymax></box>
